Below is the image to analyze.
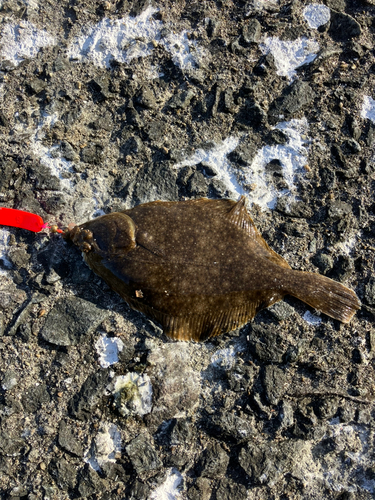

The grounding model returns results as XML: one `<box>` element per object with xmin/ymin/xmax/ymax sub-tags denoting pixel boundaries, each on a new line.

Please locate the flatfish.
<box><xmin>67</xmin><ymin>197</ymin><xmax>360</xmax><ymax>341</ymax></box>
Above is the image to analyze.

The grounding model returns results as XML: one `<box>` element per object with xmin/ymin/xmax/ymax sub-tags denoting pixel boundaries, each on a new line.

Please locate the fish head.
<box><xmin>68</xmin><ymin>212</ymin><xmax>136</xmax><ymax>257</ymax></box>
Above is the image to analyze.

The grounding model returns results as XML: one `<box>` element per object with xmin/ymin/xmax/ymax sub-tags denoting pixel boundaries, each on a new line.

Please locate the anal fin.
<box><xmin>127</xmin><ymin>297</ymin><xmax>260</xmax><ymax>341</ymax></box>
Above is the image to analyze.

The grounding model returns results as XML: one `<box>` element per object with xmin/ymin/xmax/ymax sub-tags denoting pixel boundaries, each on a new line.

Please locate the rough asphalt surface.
<box><xmin>0</xmin><ymin>0</ymin><xmax>375</xmax><ymax>499</ymax></box>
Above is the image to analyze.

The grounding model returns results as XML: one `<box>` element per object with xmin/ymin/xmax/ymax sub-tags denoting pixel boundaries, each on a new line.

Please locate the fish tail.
<box><xmin>284</xmin><ymin>270</ymin><xmax>361</xmax><ymax>323</ymax></box>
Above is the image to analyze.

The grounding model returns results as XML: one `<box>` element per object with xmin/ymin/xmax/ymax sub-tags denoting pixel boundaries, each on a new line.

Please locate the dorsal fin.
<box><xmin>227</xmin><ymin>197</ymin><xmax>291</xmax><ymax>270</ymax></box>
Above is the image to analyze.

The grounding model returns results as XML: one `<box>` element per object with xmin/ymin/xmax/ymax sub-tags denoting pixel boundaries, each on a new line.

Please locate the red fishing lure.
<box><xmin>0</xmin><ymin>208</ymin><xmax>63</xmax><ymax>233</ymax></box>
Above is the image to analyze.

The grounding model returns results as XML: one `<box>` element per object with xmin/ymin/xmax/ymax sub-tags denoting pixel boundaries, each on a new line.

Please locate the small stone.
<box><xmin>81</xmin><ymin>143</ymin><xmax>104</xmax><ymax>164</ymax></box>
<box><xmin>329</xmin><ymin>11</ymin><xmax>361</xmax><ymax>42</ymax></box>
<box><xmin>40</xmin><ymin>296</ymin><xmax>109</xmax><ymax>346</ymax></box>
<box><xmin>357</xmin><ymin>408</ymin><xmax>372</xmax><ymax>424</ymax></box>
<box><xmin>9</xmin><ymin>485</ymin><xmax>28</xmax><ymax>497</ymax></box>
<box><xmin>276</xmin><ymin>400</ymin><xmax>294</xmax><ymax>430</ymax></box>
<box><xmin>275</xmin><ymin>196</ymin><xmax>313</xmax><ymax>219</ymax></box>
<box><xmin>204</xmin><ymin>411</ymin><xmax>256</xmax><ymax>444</ymax></box>
<box><xmin>168</xmin><ymin>418</ymin><xmax>194</xmax><ymax>447</ymax></box>
<box><xmin>120</xmin><ymin>135</ymin><xmax>143</xmax><ymax>156</ymax></box>
<box><xmin>328</xmin><ymin>201</ymin><xmax>352</xmax><ymax>221</ymax></box>
<box><xmin>313</xmin><ymin>253</ymin><xmax>334</xmax><ymax>275</ymax></box>
<box><xmin>316</xmin><ymin>397</ymin><xmax>340</xmax><ymax>420</ymax></box>
<box><xmin>223</xmin><ymin>88</ymin><xmax>236</xmax><ymax>114</ymax></box>
<box><xmin>364</xmin><ymin>279</ymin><xmax>375</xmax><ymax>305</ymax></box>
<box><xmin>130</xmin><ymin>162</ymin><xmax>178</xmax><ymax>204</ymax></box>
<box><xmin>228</xmin><ymin>141</ymin><xmax>257</xmax><ymax>166</ymax></box>
<box><xmin>238</xmin><ymin>442</ymin><xmax>280</xmax><ymax>485</ymax></box>
<box><xmin>8</xmin><ymin>248</ymin><xmax>30</xmax><ymax>269</ymax></box>
<box><xmin>60</xmin><ymin>141</ymin><xmax>79</xmax><ymax>162</ymax></box>
<box><xmin>237</xmin><ymin>100</ymin><xmax>267</xmax><ymax>129</ymax></box>
<box><xmin>0</xmin><ymin>111</ymin><xmax>9</xmax><ymax>128</ymax></box>
<box><xmin>325</xmin><ymin>0</ymin><xmax>346</xmax><ymax>11</ymax></box>
<box><xmin>68</xmin><ymin>369</ymin><xmax>110</xmax><ymax>421</ymax></box>
<box><xmin>262</xmin><ymin>365</ymin><xmax>289</xmax><ymax>406</ymax></box>
<box><xmin>268</xmin><ymin>80</ymin><xmax>315</xmax><ymax>125</ymax></box>
<box><xmin>249</xmin><ymin>325</ymin><xmax>285</xmax><ymax>363</ymax></box>
<box><xmin>346</xmin><ymin>116</ymin><xmax>361</xmax><ymax>140</ymax></box>
<box><xmin>0</xmin><ymin>431</ymin><xmax>25</xmax><ymax>456</ymax></box>
<box><xmin>1</xmin><ymin>369</ymin><xmax>18</xmax><ymax>390</ymax></box>
<box><xmin>26</xmin><ymin>78</ymin><xmax>47</xmax><ymax>94</ymax></box>
<box><xmin>128</xmin><ymin>479</ymin><xmax>151</xmax><ymax>500</ymax></box>
<box><xmin>126</xmin><ymin>433</ymin><xmax>162</xmax><ymax>477</ymax></box>
<box><xmin>196</xmin><ymin>162</ymin><xmax>218</xmax><ymax>178</ymax></box>
<box><xmin>265</xmin><ymin>129</ymin><xmax>288</xmax><ymax>145</ymax></box>
<box><xmin>168</xmin><ymin>89</ymin><xmax>196</xmax><ymax>110</ymax></box>
<box><xmin>242</xmin><ymin>19</ymin><xmax>261</xmax><ymax>44</ymax></box>
<box><xmin>58</xmin><ymin>420</ymin><xmax>83</xmax><ymax>457</ymax></box>
<box><xmin>45</xmin><ymin>269</ymin><xmax>61</xmax><ymax>284</ymax></box>
<box><xmin>267</xmin><ymin>301</ymin><xmax>295</xmax><ymax>321</ymax></box>
<box><xmin>88</xmin><ymin>76</ymin><xmax>112</xmax><ymax>101</ymax></box>
<box><xmin>135</xmin><ymin>87</ymin><xmax>159</xmax><ymax>109</ymax></box>
<box><xmin>342</xmin><ymin>138</ymin><xmax>361</xmax><ymax>154</ymax></box>
<box><xmin>77</xmin><ymin>464</ymin><xmax>105</xmax><ymax>497</ymax></box>
<box><xmin>205</xmin><ymin>18</ymin><xmax>220</xmax><ymax>38</ymax></box>
<box><xmin>365</xmin><ymin>123</ymin><xmax>375</xmax><ymax>147</ymax></box>
<box><xmin>48</xmin><ymin>458</ymin><xmax>77</xmax><ymax>491</ymax></box>
<box><xmin>215</xmin><ymin>478</ymin><xmax>248</xmax><ymax>500</ymax></box>
<box><xmin>253</xmin><ymin>52</ymin><xmax>277</xmax><ymax>76</ymax></box>
<box><xmin>187</xmin><ymin>170</ymin><xmax>209</xmax><ymax>197</ymax></box>
<box><xmin>188</xmin><ymin>477</ymin><xmax>211</xmax><ymax>500</ymax></box>
<box><xmin>198</xmin><ymin>442</ymin><xmax>229</xmax><ymax>479</ymax></box>
<box><xmin>21</xmin><ymin>384</ymin><xmax>50</xmax><ymax>413</ymax></box>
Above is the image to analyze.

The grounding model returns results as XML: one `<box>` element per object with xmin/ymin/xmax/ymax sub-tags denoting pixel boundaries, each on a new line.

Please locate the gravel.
<box><xmin>0</xmin><ymin>0</ymin><xmax>375</xmax><ymax>499</ymax></box>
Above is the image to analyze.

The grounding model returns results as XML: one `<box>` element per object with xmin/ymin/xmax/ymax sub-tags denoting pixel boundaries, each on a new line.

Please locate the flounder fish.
<box><xmin>67</xmin><ymin>197</ymin><xmax>360</xmax><ymax>341</ymax></box>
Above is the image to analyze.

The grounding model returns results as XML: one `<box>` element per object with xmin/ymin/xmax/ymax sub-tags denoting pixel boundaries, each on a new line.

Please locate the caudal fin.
<box><xmin>284</xmin><ymin>271</ymin><xmax>361</xmax><ymax>323</ymax></box>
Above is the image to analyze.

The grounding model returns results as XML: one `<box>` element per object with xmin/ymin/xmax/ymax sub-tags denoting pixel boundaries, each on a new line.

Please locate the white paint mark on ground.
<box><xmin>174</xmin><ymin>119</ymin><xmax>310</xmax><ymax>211</ymax></box>
<box><xmin>303</xmin><ymin>4</ymin><xmax>331</xmax><ymax>29</ymax></box>
<box><xmin>67</xmin><ymin>5</ymin><xmax>204</xmax><ymax>71</ymax></box>
<box><xmin>328</xmin><ymin>421</ymin><xmax>375</xmax><ymax>494</ymax></box>
<box><xmin>174</xmin><ymin>136</ymin><xmax>241</xmax><ymax>196</ymax></box>
<box><xmin>86</xmin><ymin>423</ymin><xmax>122</xmax><ymax>472</ymax></box>
<box><xmin>162</xmin><ymin>31</ymin><xmax>203</xmax><ymax>71</ymax></box>
<box><xmin>0</xmin><ymin>229</ymin><xmax>11</xmax><ymax>274</ymax></box>
<box><xmin>67</xmin><ymin>6</ymin><xmax>161</xmax><ymax>67</ymax></box>
<box><xmin>336</xmin><ymin>235</ymin><xmax>358</xmax><ymax>256</ymax></box>
<box><xmin>29</xmin><ymin>111</ymin><xmax>74</xmax><ymax>190</ymax></box>
<box><xmin>113</xmin><ymin>372</ymin><xmax>153</xmax><ymax>416</ymax></box>
<box><xmin>0</xmin><ymin>21</ymin><xmax>55</xmax><ymax>67</ymax></box>
<box><xmin>246</xmin><ymin>118</ymin><xmax>311</xmax><ymax>210</ymax></box>
<box><xmin>1</xmin><ymin>372</ymin><xmax>17</xmax><ymax>390</ymax></box>
<box><xmin>149</xmin><ymin>468</ymin><xmax>183</xmax><ymax>500</ymax></box>
<box><xmin>246</xmin><ymin>0</ymin><xmax>279</xmax><ymax>12</ymax></box>
<box><xmin>21</xmin><ymin>0</ymin><xmax>39</xmax><ymax>9</ymax></box>
<box><xmin>260</xmin><ymin>37</ymin><xmax>319</xmax><ymax>80</ymax></box>
<box><xmin>95</xmin><ymin>334</ymin><xmax>124</xmax><ymax>369</ymax></box>
<box><xmin>303</xmin><ymin>310</ymin><xmax>322</xmax><ymax>325</ymax></box>
<box><xmin>211</xmin><ymin>347</ymin><xmax>236</xmax><ymax>370</ymax></box>
<box><xmin>361</xmin><ymin>95</ymin><xmax>375</xmax><ymax>123</ymax></box>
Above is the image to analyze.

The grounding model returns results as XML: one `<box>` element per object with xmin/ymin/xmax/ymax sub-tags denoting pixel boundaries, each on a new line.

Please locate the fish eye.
<box><xmin>87</xmin><ymin>213</ymin><xmax>136</xmax><ymax>255</ymax></box>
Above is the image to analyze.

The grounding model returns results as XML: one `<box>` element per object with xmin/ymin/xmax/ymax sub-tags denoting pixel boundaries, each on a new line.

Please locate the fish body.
<box><xmin>68</xmin><ymin>197</ymin><xmax>360</xmax><ymax>341</ymax></box>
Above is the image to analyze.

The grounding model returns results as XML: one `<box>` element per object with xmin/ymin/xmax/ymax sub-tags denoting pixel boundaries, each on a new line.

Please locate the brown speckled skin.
<box><xmin>68</xmin><ymin>198</ymin><xmax>360</xmax><ymax>341</ymax></box>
